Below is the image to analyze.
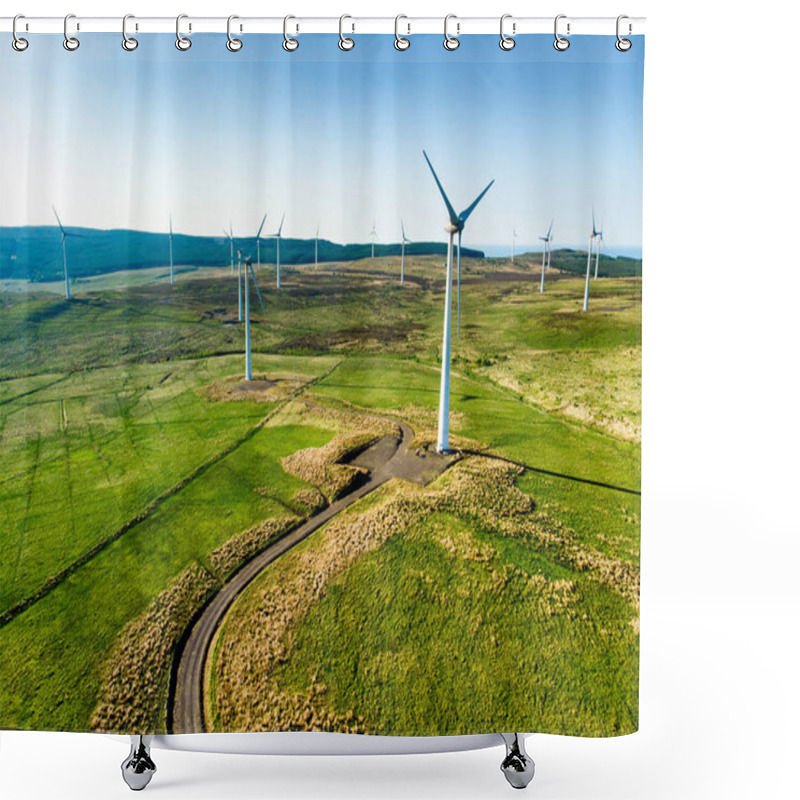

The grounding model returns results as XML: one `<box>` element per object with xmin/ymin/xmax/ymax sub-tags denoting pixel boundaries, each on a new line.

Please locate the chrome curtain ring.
<box><xmin>394</xmin><ymin>14</ymin><xmax>410</xmax><ymax>51</ymax></box>
<box><xmin>12</xmin><ymin>14</ymin><xmax>28</xmax><ymax>51</ymax></box>
<box><xmin>176</xmin><ymin>14</ymin><xmax>191</xmax><ymax>51</ymax></box>
<box><xmin>283</xmin><ymin>15</ymin><xmax>299</xmax><ymax>51</ymax></box>
<box><xmin>554</xmin><ymin>14</ymin><xmax>570</xmax><ymax>51</ymax></box>
<box><xmin>339</xmin><ymin>15</ymin><xmax>354</xmax><ymax>50</ymax></box>
<box><xmin>63</xmin><ymin>14</ymin><xmax>79</xmax><ymax>51</ymax></box>
<box><xmin>122</xmin><ymin>14</ymin><xmax>138</xmax><ymax>51</ymax></box>
<box><xmin>499</xmin><ymin>13</ymin><xmax>515</xmax><ymax>50</ymax></box>
<box><xmin>443</xmin><ymin>14</ymin><xmax>460</xmax><ymax>51</ymax></box>
<box><xmin>226</xmin><ymin>15</ymin><xmax>243</xmax><ymax>51</ymax></box>
<box><xmin>616</xmin><ymin>15</ymin><xmax>632</xmax><ymax>51</ymax></box>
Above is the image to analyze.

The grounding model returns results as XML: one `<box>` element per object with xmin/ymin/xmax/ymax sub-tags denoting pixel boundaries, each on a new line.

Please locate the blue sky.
<box><xmin>0</xmin><ymin>34</ymin><xmax>643</xmax><ymax>254</ymax></box>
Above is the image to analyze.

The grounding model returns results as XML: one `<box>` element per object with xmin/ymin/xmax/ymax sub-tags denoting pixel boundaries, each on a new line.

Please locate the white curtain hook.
<box><xmin>226</xmin><ymin>15</ymin><xmax>243</xmax><ymax>51</ymax></box>
<box><xmin>499</xmin><ymin>14</ymin><xmax>516</xmax><ymax>51</ymax></box>
<box><xmin>63</xmin><ymin>13</ymin><xmax>79</xmax><ymax>51</ymax></box>
<box><xmin>283</xmin><ymin>15</ymin><xmax>299</xmax><ymax>51</ymax></box>
<box><xmin>394</xmin><ymin>14</ymin><xmax>410</xmax><ymax>51</ymax></box>
<box><xmin>616</xmin><ymin>15</ymin><xmax>632</xmax><ymax>51</ymax></box>
<box><xmin>339</xmin><ymin>14</ymin><xmax>354</xmax><ymax>51</ymax></box>
<box><xmin>175</xmin><ymin>14</ymin><xmax>191</xmax><ymax>51</ymax></box>
<box><xmin>122</xmin><ymin>14</ymin><xmax>138</xmax><ymax>51</ymax></box>
<box><xmin>554</xmin><ymin>14</ymin><xmax>570</xmax><ymax>51</ymax></box>
<box><xmin>444</xmin><ymin>14</ymin><xmax>460</xmax><ymax>51</ymax></box>
<box><xmin>12</xmin><ymin>14</ymin><xmax>29</xmax><ymax>51</ymax></box>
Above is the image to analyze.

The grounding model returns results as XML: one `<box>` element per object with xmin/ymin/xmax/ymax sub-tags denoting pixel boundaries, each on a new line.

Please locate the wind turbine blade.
<box><xmin>255</xmin><ymin>213</ymin><xmax>267</xmax><ymax>240</ymax></box>
<box><xmin>169</xmin><ymin>215</ymin><xmax>173</xmax><ymax>237</ymax></box>
<box><xmin>278</xmin><ymin>213</ymin><xmax>285</xmax><ymax>236</ymax></box>
<box><xmin>547</xmin><ymin>217</ymin><xmax>554</xmax><ymax>239</ymax></box>
<box><xmin>401</xmin><ymin>219</ymin><xmax>406</xmax><ymax>241</ymax></box>
<box><xmin>316</xmin><ymin>223</ymin><xmax>319</xmax><ymax>237</ymax></box>
<box><xmin>247</xmin><ymin>262</ymin><xmax>266</xmax><ymax>314</ymax></box>
<box><xmin>422</xmin><ymin>150</ymin><xmax>459</xmax><ymax>227</ymax></box>
<box><xmin>52</xmin><ymin>207</ymin><xmax>66</xmax><ymax>235</ymax></box>
<box><xmin>459</xmin><ymin>179</ymin><xmax>495</xmax><ymax>224</ymax></box>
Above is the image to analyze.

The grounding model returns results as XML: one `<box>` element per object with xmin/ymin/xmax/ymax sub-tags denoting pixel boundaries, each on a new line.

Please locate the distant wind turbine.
<box><xmin>511</xmin><ymin>227</ymin><xmax>518</xmax><ymax>263</ymax></box>
<box><xmin>168</xmin><ymin>215</ymin><xmax>174</xmax><ymax>286</ymax></box>
<box><xmin>539</xmin><ymin>218</ymin><xmax>554</xmax><ymax>293</ymax></box>
<box><xmin>52</xmin><ymin>207</ymin><xmax>84</xmax><ymax>300</ymax></box>
<box><xmin>583</xmin><ymin>209</ymin><xmax>600</xmax><ymax>312</ymax></box>
<box><xmin>400</xmin><ymin>219</ymin><xmax>411</xmax><ymax>286</ymax></box>
<box><xmin>241</xmin><ymin>256</ymin><xmax>266</xmax><ymax>381</ymax></box>
<box><xmin>370</xmin><ymin>221</ymin><xmax>377</xmax><ymax>259</ymax></box>
<box><xmin>223</xmin><ymin>224</ymin><xmax>234</xmax><ymax>274</ymax></box>
<box><xmin>269</xmin><ymin>213</ymin><xmax>286</xmax><ymax>288</ymax></box>
<box><xmin>254</xmin><ymin>214</ymin><xmax>267</xmax><ymax>271</ymax></box>
<box><xmin>423</xmin><ymin>150</ymin><xmax>494</xmax><ymax>453</ymax></box>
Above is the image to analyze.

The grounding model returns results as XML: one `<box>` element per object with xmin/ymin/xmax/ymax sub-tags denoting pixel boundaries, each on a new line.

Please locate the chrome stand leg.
<box><xmin>500</xmin><ymin>733</ymin><xmax>535</xmax><ymax>790</ymax></box>
<box><xmin>121</xmin><ymin>735</ymin><xmax>156</xmax><ymax>791</ymax></box>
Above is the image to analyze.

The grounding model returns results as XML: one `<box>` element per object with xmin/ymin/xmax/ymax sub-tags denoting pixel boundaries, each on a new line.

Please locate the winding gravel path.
<box><xmin>169</xmin><ymin>418</ymin><xmax>423</xmax><ymax>734</ymax></box>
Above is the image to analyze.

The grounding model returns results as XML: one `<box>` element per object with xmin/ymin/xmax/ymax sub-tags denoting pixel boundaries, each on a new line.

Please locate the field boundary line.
<box><xmin>0</xmin><ymin>359</ymin><xmax>344</xmax><ymax>629</ymax></box>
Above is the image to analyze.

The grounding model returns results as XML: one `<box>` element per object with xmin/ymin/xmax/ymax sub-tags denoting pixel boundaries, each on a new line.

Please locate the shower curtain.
<box><xmin>0</xmin><ymin>27</ymin><xmax>644</xmax><ymax>738</ymax></box>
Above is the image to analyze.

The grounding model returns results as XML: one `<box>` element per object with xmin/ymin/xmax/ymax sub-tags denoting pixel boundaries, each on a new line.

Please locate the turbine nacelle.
<box><xmin>445</xmin><ymin>222</ymin><xmax>462</xmax><ymax>234</ymax></box>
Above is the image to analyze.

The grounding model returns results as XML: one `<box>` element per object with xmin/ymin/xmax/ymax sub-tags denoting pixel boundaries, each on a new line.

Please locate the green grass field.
<box><xmin>0</xmin><ymin>253</ymin><xmax>640</xmax><ymax>733</ymax></box>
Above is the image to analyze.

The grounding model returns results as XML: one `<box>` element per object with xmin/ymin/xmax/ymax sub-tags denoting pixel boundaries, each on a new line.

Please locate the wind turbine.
<box><xmin>539</xmin><ymin>218</ymin><xmax>554</xmax><ymax>293</ymax></box>
<box><xmin>423</xmin><ymin>150</ymin><xmax>494</xmax><ymax>453</ymax></box>
<box><xmin>254</xmin><ymin>213</ymin><xmax>267</xmax><ymax>271</ymax></box>
<box><xmin>400</xmin><ymin>219</ymin><xmax>411</xmax><ymax>286</ymax></box>
<box><xmin>52</xmin><ymin>207</ymin><xmax>83</xmax><ymax>300</ymax></box>
<box><xmin>269</xmin><ymin>213</ymin><xmax>286</xmax><ymax>288</ymax></box>
<box><xmin>583</xmin><ymin>209</ymin><xmax>600</xmax><ymax>312</ymax></box>
<box><xmin>168</xmin><ymin>215</ymin><xmax>174</xmax><ymax>286</ymax></box>
<box><xmin>241</xmin><ymin>255</ymin><xmax>266</xmax><ymax>381</ymax></box>
<box><xmin>314</xmin><ymin>223</ymin><xmax>320</xmax><ymax>267</ymax></box>
<box><xmin>511</xmin><ymin>227</ymin><xmax>518</xmax><ymax>263</ymax></box>
<box><xmin>370</xmin><ymin>220</ymin><xmax>377</xmax><ymax>259</ymax></box>
<box><xmin>593</xmin><ymin>215</ymin><xmax>604</xmax><ymax>279</ymax></box>
<box><xmin>223</xmin><ymin>224</ymin><xmax>234</xmax><ymax>274</ymax></box>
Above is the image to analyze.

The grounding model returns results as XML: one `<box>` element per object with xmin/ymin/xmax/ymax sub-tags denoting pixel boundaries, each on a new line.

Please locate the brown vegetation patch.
<box><xmin>201</xmin><ymin>374</ymin><xmax>303</xmax><ymax>404</ymax></box>
<box><xmin>91</xmin><ymin>516</ymin><xmax>297</xmax><ymax>734</ymax></box>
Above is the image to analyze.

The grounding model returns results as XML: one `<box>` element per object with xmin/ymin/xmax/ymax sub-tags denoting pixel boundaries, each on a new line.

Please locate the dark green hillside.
<box><xmin>0</xmin><ymin>227</ymin><xmax>484</xmax><ymax>283</ymax></box>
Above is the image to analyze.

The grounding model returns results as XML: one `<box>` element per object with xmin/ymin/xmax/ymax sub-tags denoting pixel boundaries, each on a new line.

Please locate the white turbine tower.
<box><xmin>52</xmin><ymin>207</ymin><xmax>83</xmax><ymax>300</ymax></box>
<box><xmin>254</xmin><ymin>213</ymin><xmax>267</xmax><ymax>271</ymax></box>
<box><xmin>370</xmin><ymin>221</ymin><xmax>377</xmax><ymax>259</ymax></box>
<box><xmin>168</xmin><ymin>215</ymin><xmax>174</xmax><ymax>286</ymax></box>
<box><xmin>583</xmin><ymin>209</ymin><xmax>600</xmax><ymax>312</ymax></box>
<box><xmin>539</xmin><ymin>218</ymin><xmax>553</xmax><ymax>293</ymax></box>
<box><xmin>423</xmin><ymin>150</ymin><xmax>494</xmax><ymax>453</ymax></box>
<box><xmin>511</xmin><ymin>227</ymin><xmax>518</xmax><ymax>263</ymax></box>
<box><xmin>593</xmin><ymin>215</ymin><xmax>604</xmax><ymax>279</ymax></box>
<box><xmin>269</xmin><ymin>213</ymin><xmax>286</xmax><ymax>288</ymax></box>
<box><xmin>241</xmin><ymin>255</ymin><xmax>266</xmax><ymax>381</ymax></box>
<box><xmin>315</xmin><ymin>223</ymin><xmax>320</xmax><ymax>267</ymax></box>
<box><xmin>237</xmin><ymin>248</ymin><xmax>243</xmax><ymax>321</ymax></box>
<box><xmin>400</xmin><ymin>219</ymin><xmax>411</xmax><ymax>286</ymax></box>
